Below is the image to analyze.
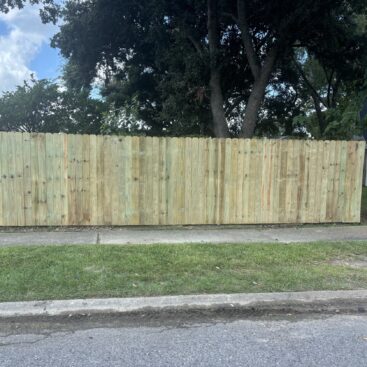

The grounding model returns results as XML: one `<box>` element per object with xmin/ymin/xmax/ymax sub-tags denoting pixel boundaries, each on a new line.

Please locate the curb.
<box><xmin>1</xmin><ymin>290</ymin><xmax>367</xmax><ymax>318</ymax></box>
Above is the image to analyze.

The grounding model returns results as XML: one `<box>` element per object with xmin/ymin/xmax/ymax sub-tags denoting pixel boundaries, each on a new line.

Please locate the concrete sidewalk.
<box><xmin>0</xmin><ymin>225</ymin><xmax>367</xmax><ymax>246</ymax></box>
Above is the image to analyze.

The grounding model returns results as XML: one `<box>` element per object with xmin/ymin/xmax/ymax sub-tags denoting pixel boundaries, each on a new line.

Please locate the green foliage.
<box><xmin>52</xmin><ymin>0</ymin><xmax>367</xmax><ymax>137</ymax></box>
<box><xmin>0</xmin><ymin>0</ymin><xmax>58</xmax><ymax>22</ymax></box>
<box><xmin>0</xmin><ymin>78</ymin><xmax>106</xmax><ymax>134</ymax></box>
<box><xmin>0</xmin><ymin>0</ymin><xmax>357</xmax><ymax>138</ymax></box>
<box><xmin>292</xmin><ymin>93</ymin><xmax>367</xmax><ymax>140</ymax></box>
<box><xmin>100</xmin><ymin>103</ymin><xmax>149</xmax><ymax>136</ymax></box>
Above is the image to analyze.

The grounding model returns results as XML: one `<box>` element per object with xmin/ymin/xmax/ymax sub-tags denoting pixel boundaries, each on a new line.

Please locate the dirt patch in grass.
<box><xmin>330</xmin><ymin>256</ymin><xmax>367</xmax><ymax>269</ymax></box>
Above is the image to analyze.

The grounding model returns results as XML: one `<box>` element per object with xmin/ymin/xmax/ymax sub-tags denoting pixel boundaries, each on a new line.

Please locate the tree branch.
<box><xmin>331</xmin><ymin>76</ymin><xmax>341</xmax><ymax>108</ymax></box>
<box><xmin>324</xmin><ymin>67</ymin><xmax>334</xmax><ymax>108</ymax></box>
<box><xmin>222</xmin><ymin>12</ymin><xmax>238</xmax><ymax>22</ymax></box>
<box><xmin>292</xmin><ymin>57</ymin><xmax>327</xmax><ymax>109</ymax></box>
<box><xmin>207</xmin><ymin>0</ymin><xmax>230</xmax><ymax>137</ymax></box>
<box><xmin>237</xmin><ymin>0</ymin><xmax>261</xmax><ymax>80</ymax></box>
<box><xmin>187</xmin><ymin>34</ymin><xmax>204</xmax><ymax>58</ymax></box>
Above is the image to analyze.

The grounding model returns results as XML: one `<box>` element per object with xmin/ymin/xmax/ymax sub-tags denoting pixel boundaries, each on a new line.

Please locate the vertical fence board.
<box><xmin>278</xmin><ymin>141</ymin><xmax>288</xmax><ymax>223</ymax></box>
<box><xmin>254</xmin><ymin>140</ymin><xmax>263</xmax><ymax>223</ymax></box>
<box><xmin>51</xmin><ymin>134</ymin><xmax>62</xmax><ymax>226</ymax></box>
<box><xmin>223</xmin><ymin>139</ymin><xmax>232</xmax><ymax>224</ymax></box>
<box><xmin>247</xmin><ymin>139</ymin><xmax>257</xmax><ymax>224</ymax></box>
<box><xmin>45</xmin><ymin>134</ymin><xmax>55</xmax><ymax>225</ymax></box>
<box><xmin>81</xmin><ymin>135</ymin><xmax>91</xmax><ymax>225</ymax></box>
<box><xmin>30</xmin><ymin>134</ymin><xmax>39</xmax><ymax>225</ymax></box>
<box><xmin>89</xmin><ymin>135</ymin><xmax>98</xmax><ymax>225</ymax></box>
<box><xmin>314</xmin><ymin>141</ymin><xmax>324</xmax><ymax>223</ymax></box>
<box><xmin>0</xmin><ymin>133</ymin><xmax>7</xmax><ymax>225</ymax></box>
<box><xmin>285</xmin><ymin>140</ymin><xmax>294</xmax><ymax>223</ymax></box>
<box><xmin>351</xmin><ymin>142</ymin><xmax>365</xmax><ymax>222</ymax></box>
<box><xmin>103</xmin><ymin>135</ymin><xmax>112</xmax><ymax>225</ymax></box>
<box><xmin>166</xmin><ymin>138</ymin><xmax>176</xmax><ymax>225</ymax></box>
<box><xmin>331</xmin><ymin>142</ymin><xmax>341</xmax><ymax>220</ymax></box>
<box><xmin>113</xmin><ymin>135</ymin><xmax>123</xmax><ymax>225</ymax></box>
<box><xmin>8</xmin><ymin>134</ymin><xmax>18</xmax><ymax>225</ymax></box>
<box><xmin>227</xmin><ymin>139</ymin><xmax>238</xmax><ymax>224</ymax></box>
<box><xmin>5</xmin><ymin>132</ymin><xmax>15</xmax><ymax>225</ymax></box>
<box><xmin>184</xmin><ymin>138</ymin><xmax>192</xmax><ymax>225</ymax></box>
<box><xmin>36</xmin><ymin>134</ymin><xmax>47</xmax><ymax>225</ymax></box>
<box><xmin>307</xmin><ymin>141</ymin><xmax>318</xmax><ymax>223</ymax></box>
<box><xmin>96</xmin><ymin>135</ymin><xmax>104</xmax><ymax>225</ymax></box>
<box><xmin>319</xmin><ymin>141</ymin><xmax>330</xmax><ymax>222</ymax></box>
<box><xmin>207</xmin><ymin>139</ymin><xmax>218</xmax><ymax>224</ymax></box>
<box><xmin>235</xmin><ymin>139</ymin><xmax>244</xmax><ymax>223</ymax></box>
<box><xmin>67</xmin><ymin>135</ymin><xmax>76</xmax><ymax>225</ymax></box>
<box><xmin>241</xmin><ymin>139</ymin><xmax>251</xmax><ymax>223</ymax></box>
<box><xmin>290</xmin><ymin>140</ymin><xmax>300</xmax><ymax>222</ymax></box>
<box><xmin>13</xmin><ymin>133</ymin><xmax>25</xmax><ymax>226</ymax></box>
<box><xmin>270</xmin><ymin>140</ymin><xmax>280</xmax><ymax>224</ymax></box>
<box><xmin>216</xmin><ymin>139</ymin><xmax>225</xmax><ymax>224</ymax></box>
<box><xmin>191</xmin><ymin>138</ymin><xmax>201</xmax><ymax>224</ymax></box>
<box><xmin>344</xmin><ymin>142</ymin><xmax>353</xmax><ymax>222</ymax></box>
<box><xmin>301</xmin><ymin>140</ymin><xmax>311</xmax><ymax>223</ymax></box>
<box><xmin>177</xmin><ymin>138</ymin><xmax>186</xmax><ymax>225</ymax></box>
<box><xmin>60</xmin><ymin>134</ymin><xmax>68</xmax><ymax>225</ymax></box>
<box><xmin>260</xmin><ymin>140</ymin><xmax>270</xmax><ymax>223</ymax></box>
<box><xmin>337</xmin><ymin>141</ymin><xmax>348</xmax><ymax>221</ymax></box>
<box><xmin>326</xmin><ymin>140</ymin><xmax>336</xmax><ymax>222</ymax></box>
<box><xmin>143</xmin><ymin>137</ymin><xmax>154</xmax><ymax>225</ymax></box>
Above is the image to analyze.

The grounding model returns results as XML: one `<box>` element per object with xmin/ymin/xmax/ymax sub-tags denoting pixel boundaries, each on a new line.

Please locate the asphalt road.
<box><xmin>1</xmin><ymin>312</ymin><xmax>367</xmax><ymax>367</ymax></box>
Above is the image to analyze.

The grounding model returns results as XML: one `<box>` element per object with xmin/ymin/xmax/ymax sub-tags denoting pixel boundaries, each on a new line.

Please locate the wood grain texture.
<box><xmin>0</xmin><ymin>132</ymin><xmax>364</xmax><ymax>226</ymax></box>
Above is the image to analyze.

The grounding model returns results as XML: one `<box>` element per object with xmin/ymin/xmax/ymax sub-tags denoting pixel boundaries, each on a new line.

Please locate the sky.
<box><xmin>0</xmin><ymin>3</ymin><xmax>63</xmax><ymax>94</ymax></box>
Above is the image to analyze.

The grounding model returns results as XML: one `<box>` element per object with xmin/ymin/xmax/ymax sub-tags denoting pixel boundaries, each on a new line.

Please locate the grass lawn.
<box><xmin>1</xmin><ymin>242</ymin><xmax>367</xmax><ymax>302</ymax></box>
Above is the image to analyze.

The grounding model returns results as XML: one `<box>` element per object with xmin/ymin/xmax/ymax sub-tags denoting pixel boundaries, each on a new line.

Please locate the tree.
<box><xmin>0</xmin><ymin>78</ymin><xmax>106</xmax><ymax>134</ymax></box>
<box><xmin>290</xmin><ymin>12</ymin><xmax>367</xmax><ymax>138</ymax></box>
<box><xmin>0</xmin><ymin>0</ymin><xmax>58</xmax><ymax>23</ymax></box>
<box><xmin>53</xmin><ymin>0</ymin><xmax>367</xmax><ymax>138</ymax></box>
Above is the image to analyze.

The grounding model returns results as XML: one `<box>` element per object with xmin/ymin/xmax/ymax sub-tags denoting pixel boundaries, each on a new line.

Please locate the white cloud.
<box><xmin>0</xmin><ymin>5</ymin><xmax>58</xmax><ymax>93</ymax></box>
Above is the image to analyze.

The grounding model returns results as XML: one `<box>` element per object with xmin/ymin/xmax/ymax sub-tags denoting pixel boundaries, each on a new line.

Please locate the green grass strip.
<box><xmin>0</xmin><ymin>242</ymin><xmax>367</xmax><ymax>302</ymax></box>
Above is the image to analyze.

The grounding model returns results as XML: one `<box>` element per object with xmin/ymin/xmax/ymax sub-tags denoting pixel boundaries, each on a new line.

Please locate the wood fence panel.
<box><xmin>0</xmin><ymin>132</ymin><xmax>364</xmax><ymax>226</ymax></box>
<box><xmin>0</xmin><ymin>133</ymin><xmax>4</xmax><ymax>226</ymax></box>
<box><xmin>0</xmin><ymin>133</ymin><xmax>7</xmax><ymax>225</ymax></box>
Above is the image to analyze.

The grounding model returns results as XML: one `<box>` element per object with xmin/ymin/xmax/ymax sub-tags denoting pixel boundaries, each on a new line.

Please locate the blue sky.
<box><xmin>29</xmin><ymin>42</ymin><xmax>62</xmax><ymax>80</ymax></box>
<box><xmin>0</xmin><ymin>4</ymin><xmax>63</xmax><ymax>93</ymax></box>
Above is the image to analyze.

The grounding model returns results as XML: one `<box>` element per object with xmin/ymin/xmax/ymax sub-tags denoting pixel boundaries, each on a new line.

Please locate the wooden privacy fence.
<box><xmin>0</xmin><ymin>132</ymin><xmax>365</xmax><ymax>226</ymax></box>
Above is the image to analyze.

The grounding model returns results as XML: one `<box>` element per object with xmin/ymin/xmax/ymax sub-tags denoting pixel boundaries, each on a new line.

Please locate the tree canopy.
<box><xmin>0</xmin><ymin>0</ymin><xmax>58</xmax><ymax>21</ymax></box>
<box><xmin>51</xmin><ymin>0</ymin><xmax>367</xmax><ymax>138</ymax></box>
<box><xmin>0</xmin><ymin>78</ymin><xmax>106</xmax><ymax>134</ymax></box>
<box><xmin>0</xmin><ymin>0</ymin><xmax>366</xmax><ymax>138</ymax></box>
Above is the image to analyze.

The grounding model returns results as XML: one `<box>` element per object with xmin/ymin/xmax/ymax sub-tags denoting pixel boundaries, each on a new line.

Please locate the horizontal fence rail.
<box><xmin>0</xmin><ymin>132</ymin><xmax>365</xmax><ymax>226</ymax></box>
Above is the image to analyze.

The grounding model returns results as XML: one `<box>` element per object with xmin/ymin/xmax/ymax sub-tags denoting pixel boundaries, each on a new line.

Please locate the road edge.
<box><xmin>1</xmin><ymin>290</ymin><xmax>367</xmax><ymax>318</ymax></box>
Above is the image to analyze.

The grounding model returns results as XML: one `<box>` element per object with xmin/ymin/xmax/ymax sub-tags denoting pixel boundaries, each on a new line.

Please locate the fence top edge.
<box><xmin>0</xmin><ymin>130</ymin><xmax>365</xmax><ymax>145</ymax></box>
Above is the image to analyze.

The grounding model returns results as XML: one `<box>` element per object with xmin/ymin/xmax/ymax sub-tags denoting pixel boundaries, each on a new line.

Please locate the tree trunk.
<box><xmin>239</xmin><ymin>47</ymin><xmax>278</xmax><ymax>138</ymax></box>
<box><xmin>311</xmin><ymin>93</ymin><xmax>326</xmax><ymax>136</ymax></box>
<box><xmin>209</xmin><ymin>70</ymin><xmax>230</xmax><ymax>137</ymax></box>
<box><xmin>236</xmin><ymin>0</ymin><xmax>278</xmax><ymax>138</ymax></box>
<box><xmin>240</xmin><ymin>79</ymin><xmax>267</xmax><ymax>138</ymax></box>
<box><xmin>207</xmin><ymin>0</ymin><xmax>230</xmax><ymax>138</ymax></box>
